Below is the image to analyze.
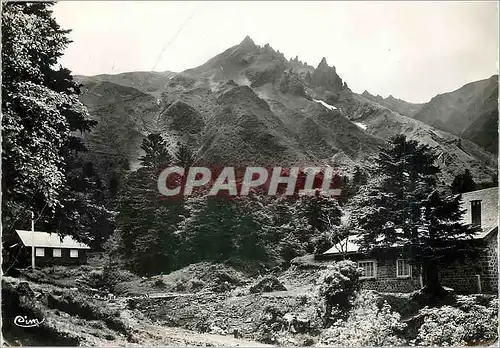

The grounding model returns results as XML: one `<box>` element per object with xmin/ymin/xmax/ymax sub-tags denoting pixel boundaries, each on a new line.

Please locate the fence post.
<box><xmin>31</xmin><ymin>211</ymin><xmax>35</xmax><ymax>270</ymax></box>
<box><xmin>476</xmin><ymin>274</ymin><xmax>482</xmax><ymax>293</ymax></box>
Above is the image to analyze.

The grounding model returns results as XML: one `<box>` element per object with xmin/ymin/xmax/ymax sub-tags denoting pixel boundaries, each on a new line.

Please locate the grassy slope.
<box><xmin>75</xmin><ymin>71</ymin><xmax>177</xmax><ymax>99</ymax></box>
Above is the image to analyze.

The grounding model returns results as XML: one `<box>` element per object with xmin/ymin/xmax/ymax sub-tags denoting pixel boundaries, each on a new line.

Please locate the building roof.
<box><xmin>15</xmin><ymin>230</ymin><xmax>90</xmax><ymax>250</ymax></box>
<box><xmin>324</xmin><ymin>187</ymin><xmax>499</xmax><ymax>257</ymax></box>
<box><xmin>323</xmin><ymin>235</ymin><xmax>362</xmax><ymax>255</ymax></box>
<box><xmin>323</xmin><ymin>227</ymin><xmax>497</xmax><ymax>256</ymax></box>
<box><xmin>472</xmin><ymin>226</ymin><xmax>498</xmax><ymax>239</ymax></box>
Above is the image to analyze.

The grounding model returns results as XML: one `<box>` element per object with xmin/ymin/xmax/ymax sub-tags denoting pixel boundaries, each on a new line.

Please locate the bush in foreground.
<box><xmin>415</xmin><ymin>299</ymin><xmax>498</xmax><ymax>346</ymax></box>
<box><xmin>316</xmin><ymin>260</ymin><xmax>362</xmax><ymax>323</ymax></box>
<box><xmin>319</xmin><ymin>291</ymin><xmax>406</xmax><ymax>346</ymax></box>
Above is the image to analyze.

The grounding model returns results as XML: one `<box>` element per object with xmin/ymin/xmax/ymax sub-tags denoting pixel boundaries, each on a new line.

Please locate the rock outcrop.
<box><xmin>310</xmin><ymin>57</ymin><xmax>344</xmax><ymax>92</ymax></box>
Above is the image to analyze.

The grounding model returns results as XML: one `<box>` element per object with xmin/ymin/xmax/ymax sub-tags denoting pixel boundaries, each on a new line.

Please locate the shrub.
<box><xmin>250</xmin><ymin>276</ymin><xmax>287</xmax><ymax>293</ymax></box>
<box><xmin>153</xmin><ymin>278</ymin><xmax>166</xmax><ymax>288</ymax></box>
<box><xmin>316</xmin><ymin>260</ymin><xmax>362</xmax><ymax>322</ymax></box>
<box><xmin>415</xmin><ymin>301</ymin><xmax>498</xmax><ymax>346</ymax></box>
<box><xmin>47</xmin><ymin>290</ymin><xmax>133</xmax><ymax>339</ymax></box>
<box><xmin>2</xmin><ymin>281</ymin><xmax>81</xmax><ymax>345</ymax></box>
<box><xmin>290</xmin><ymin>255</ymin><xmax>325</xmax><ymax>270</ymax></box>
<box><xmin>311</xmin><ymin>231</ymin><xmax>334</xmax><ymax>255</ymax></box>
<box><xmin>319</xmin><ymin>291</ymin><xmax>406</xmax><ymax>346</ymax></box>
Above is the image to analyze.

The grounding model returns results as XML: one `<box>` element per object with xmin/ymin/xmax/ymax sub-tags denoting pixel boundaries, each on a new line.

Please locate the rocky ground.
<box><xmin>2</xmin><ymin>254</ymin><xmax>498</xmax><ymax>346</ymax></box>
<box><xmin>1</xmin><ymin>254</ymin><xmax>322</xmax><ymax>346</ymax></box>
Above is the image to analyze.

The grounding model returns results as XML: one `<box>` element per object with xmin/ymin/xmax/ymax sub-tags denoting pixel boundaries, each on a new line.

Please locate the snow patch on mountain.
<box><xmin>313</xmin><ymin>99</ymin><xmax>337</xmax><ymax>110</ymax></box>
<box><xmin>353</xmin><ymin>122</ymin><xmax>367</xmax><ymax>130</ymax></box>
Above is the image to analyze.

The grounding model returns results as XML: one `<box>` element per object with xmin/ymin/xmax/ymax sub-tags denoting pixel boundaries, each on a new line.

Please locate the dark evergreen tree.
<box><xmin>338</xmin><ymin>166</ymin><xmax>368</xmax><ymax>204</ymax></box>
<box><xmin>451</xmin><ymin>169</ymin><xmax>476</xmax><ymax>194</ymax></box>
<box><xmin>418</xmin><ymin>190</ymin><xmax>479</xmax><ymax>293</ymax></box>
<box><xmin>352</xmin><ymin>135</ymin><xmax>477</xmax><ymax>295</ymax></box>
<box><xmin>174</xmin><ymin>142</ymin><xmax>197</xmax><ymax>168</ymax></box>
<box><xmin>116</xmin><ymin>134</ymin><xmax>182</xmax><ymax>275</ymax></box>
<box><xmin>139</xmin><ymin>133</ymin><xmax>174</xmax><ymax>169</ymax></box>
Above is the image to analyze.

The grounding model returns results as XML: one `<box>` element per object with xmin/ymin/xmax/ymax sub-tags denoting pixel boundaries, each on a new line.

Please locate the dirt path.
<box><xmin>133</xmin><ymin>325</ymin><xmax>272</xmax><ymax>347</ymax></box>
<box><xmin>3</xmin><ymin>276</ymin><xmax>274</xmax><ymax>347</ymax></box>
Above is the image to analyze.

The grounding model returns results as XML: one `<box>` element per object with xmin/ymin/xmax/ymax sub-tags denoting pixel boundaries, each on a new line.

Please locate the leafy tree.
<box><xmin>297</xmin><ymin>192</ymin><xmax>342</xmax><ymax>234</ymax></box>
<box><xmin>352</xmin><ymin>135</ymin><xmax>477</xmax><ymax>295</ymax></box>
<box><xmin>40</xmin><ymin>155</ymin><xmax>113</xmax><ymax>248</ymax></box>
<box><xmin>451</xmin><ymin>169</ymin><xmax>476</xmax><ymax>194</ymax></box>
<box><xmin>261</xmin><ymin>192</ymin><xmax>342</xmax><ymax>263</ymax></box>
<box><xmin>177</xmin><ymin>195</ymin><xmax>236</xmax><ymax>263</ymax></box>
<box><xmin>2</xmin><ymin>2</ymin><xmax>98</xmax><ymax>241</ymax></box>
<box><xmin>312</xmin><ymin>214</ymin><xmax>353</xmax><ymax>256</ymax></box>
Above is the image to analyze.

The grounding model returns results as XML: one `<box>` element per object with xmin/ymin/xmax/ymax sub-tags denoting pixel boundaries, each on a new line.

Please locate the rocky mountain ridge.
<box><xmin>412</xmin><ymin>75</ymin><xmax>498</xmax><ymax>154</ymax></box>
<box><xmin>360</xmin><ymin>90</ymin><xmax>424</xmax><ymax>117</ymax></box>
<box><xmin>74</xmin><ymin>36</ymin><xmax>498</xmax><ymax>187</ymax></box>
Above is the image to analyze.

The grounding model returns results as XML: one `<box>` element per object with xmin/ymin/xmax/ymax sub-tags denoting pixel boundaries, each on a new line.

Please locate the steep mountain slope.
<box><xmin>411</xmin><ymin>75</ymin><xmax>498</xmax><ymax>153</ymax></box>
<box><xmin>336</xmin><ymin>92</ymin><xmax>497</xmax><ymax>183</ymax></box>
<box><xmin>75</xmin><ymin>80</ymin><xmax>161</xmax><ymax>183</ymax></box>
<box><xmin>160</xmin><ymin>37</ymin><xmax>384</xmax><ymax>168</ymax></box>
<box><xmin>360</xmin><ymin>91</ymin><xmax>424</xmax><ymax>117</ymax></box>
<box><xmin>75</xmin><ymin>36</ymin><xmax>497</xmax><ymax>185</ymax></box>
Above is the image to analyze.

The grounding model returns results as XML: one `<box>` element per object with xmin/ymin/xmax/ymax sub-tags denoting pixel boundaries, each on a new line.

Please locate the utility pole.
<box><xmin>31</xmin><ymin>211</ymin><xmax>35</xmax><ymax>270</ymax></box>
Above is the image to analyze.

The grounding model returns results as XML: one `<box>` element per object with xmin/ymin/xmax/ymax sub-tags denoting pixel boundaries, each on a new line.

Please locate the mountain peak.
<box><xmin>310</xmin><ymin>57</ymin><xmax>342</xmax><ymax>92</ymax></box>
<box><xmin>240</xmin><ymin>35</ymin><xmax>256</xmax><ymax>47</ymax></box>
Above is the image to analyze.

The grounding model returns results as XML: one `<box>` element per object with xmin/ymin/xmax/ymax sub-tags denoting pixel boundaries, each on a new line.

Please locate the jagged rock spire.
<box><xmin>310</xmin><ymin>57</ymin><xmax>343</xmax><ymax>92</ymax></box>
<box><xmin>241</xmin><ymin>35</ymin><xmax>254</xmax><ymax>44</ymax></box>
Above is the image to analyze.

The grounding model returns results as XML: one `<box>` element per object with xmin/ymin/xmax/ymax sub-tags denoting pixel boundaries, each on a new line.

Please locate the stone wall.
<box><xmin>438</xmin><ymin>230</ymin><xmax>497</xmax><ymax>294</ymax></box>
<box><xmin>484</xmin><ymin>230</ymin><xmax>498</xmax><ymax>293</ymax></box>
<box><xmin>359</xmin><ymin>257</ymin><xmax>421</xmax><ymax>293</ymax></box>
<box><xmin>317</xmin><ymin>228</ymin><xmax>498</xmax><ymax>294</ymax></box>
<box><xmin>340</xmin><ymin>253</ymin><xmax>421</xmax><ymax>293</ymax></box>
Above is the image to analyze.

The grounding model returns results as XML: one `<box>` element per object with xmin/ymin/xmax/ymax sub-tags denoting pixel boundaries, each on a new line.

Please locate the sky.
<box><xmin>53</xmin><ymin>1</ymin><xmax>499</xmax><ymax>103</ymax></box>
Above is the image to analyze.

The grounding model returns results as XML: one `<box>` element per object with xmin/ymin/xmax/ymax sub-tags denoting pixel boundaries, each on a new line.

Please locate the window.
<box><xmin>70</xmin><ymin>249</ymin><xmax>78</xmax><ymax>258</ymax></box>
<box><xmin>471</xmin><ymin>200</ymin><xmax>482</xmax><ymax>227</ymax></box>
<box><xmin>358</xmin><ymin>260</ymin><xmax>376</xmax><ymax>279</ymax></box>
<box><xmin>35</xmin><ymin>248</ymin><xmax>45</xmax><ymax>257</ymax></box>
<box><xmin>53</xmin><ymin>249</ymin><xmax>62</xmax><ymax>258</ymax></box>
<box><xmin>396</xmin><ymin>259</ymin><xmax>412</xmax><ymax>278</ymax></box>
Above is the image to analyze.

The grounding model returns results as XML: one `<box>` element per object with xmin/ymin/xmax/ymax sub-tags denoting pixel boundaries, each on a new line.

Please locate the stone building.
<box><xmin>317</xmin><ymin>187</ymin><xmax>498</xmax><ymax>294</ymax></box>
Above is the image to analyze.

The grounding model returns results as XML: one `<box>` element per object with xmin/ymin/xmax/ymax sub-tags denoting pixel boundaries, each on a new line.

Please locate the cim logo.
<box><xmin>157</xmin><ymin>166</ymin><xmax>342</xmax><ymax>198</ymax></box>
<box><xmin>14</xmin><ymin>315</ymin><xmax>45</xmax><ymax>328</ymax></box>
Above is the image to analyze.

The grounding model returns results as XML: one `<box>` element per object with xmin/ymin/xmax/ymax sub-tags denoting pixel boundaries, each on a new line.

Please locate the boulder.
<box><xmin>249</xmin><ymin>276</ymin><xmax>287</xmax><ymax>293</ymax></box>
